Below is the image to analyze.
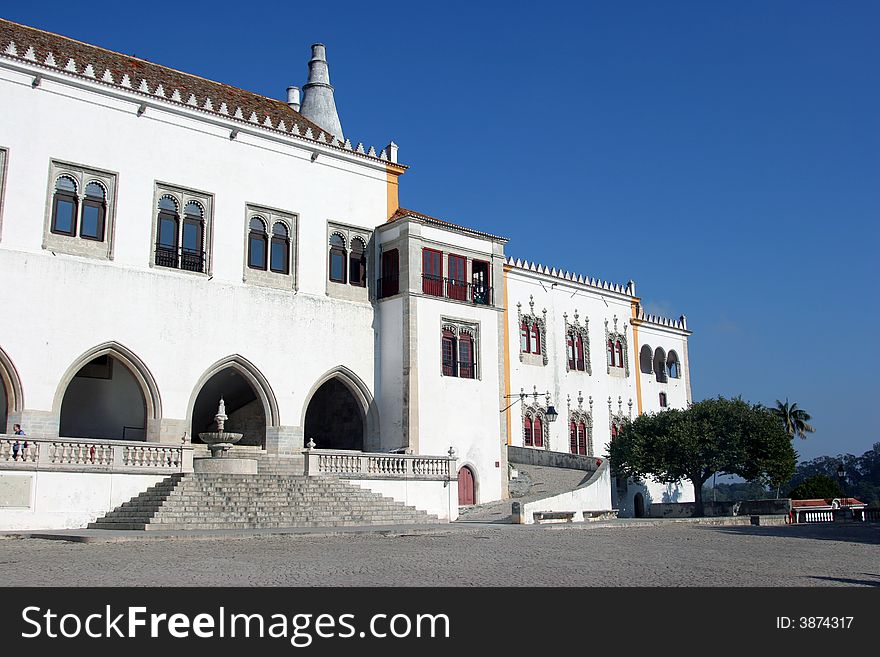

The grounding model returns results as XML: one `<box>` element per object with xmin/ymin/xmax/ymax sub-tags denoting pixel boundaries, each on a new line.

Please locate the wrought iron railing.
<box><xmin>421</xmin><ymin>275</ymin><xmax>493</xmax><ymax>305</ymax></box>
<box><xmin>155</xmin><ymin>243</ymin><xmax>205</xmax><ymax>273</ymax></box>
<box><xmin>376</xmin><ymin>274</ymin><xmax>400</xmax><ymax>299</ymax></box>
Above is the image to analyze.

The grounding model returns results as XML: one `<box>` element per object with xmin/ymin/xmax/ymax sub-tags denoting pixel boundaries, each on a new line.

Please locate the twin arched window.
<box><xmin>248</xmin><ymin>217</ymin><xmax>290</xmax><ymax>274</ymax></box>
<box><xmin>607</xmin><ymin>339</ymin><xmax>624</xmax><ymax>369</ymax></box>
<box><xmin>51</xmin><ymin>176</ymin><xmax>107</xmax><ymax>241</ymax></box>
<box><xmin>566</xmin><ymin>331</ymin><xmax>586</xmax><ymax>371</ymax></box>
<box><xmin>328</xmin><ymin>233</ymin><xmax>366</xmax><ymax>286</ymax></box>
<box><xmin>442</xmin><ymin>326</ymin><xmax>476</xmax><ymax>379</ymax></box>
<box><xmin>523</xmin><ymin>414</ymin><xmax>544</xmax><ymax>448</ymax></box>
<box><xmin>569</xmin><ymin>419</ymin><xmax>589</xmax><ymax>455</ymax></box>
<box><xmin>155</xmin><ymin>195</ymin><xmax>205</xmax><ymax>272</ymax></box>
<box><xmin>640</xmin><ymin>345</ymin><xmax>682</xmax><ymax>381</ymax></box>
<box><xmin>520</xmin><ymin>321</ymin><xmax>542</xmax><ymax>355</ymax></box>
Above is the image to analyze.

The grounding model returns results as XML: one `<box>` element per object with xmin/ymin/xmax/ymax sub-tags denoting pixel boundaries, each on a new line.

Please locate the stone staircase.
<box><xmin>88</xmin><ymin>473</ymin><xmax>442</xmax><ymax>530</ymax></box>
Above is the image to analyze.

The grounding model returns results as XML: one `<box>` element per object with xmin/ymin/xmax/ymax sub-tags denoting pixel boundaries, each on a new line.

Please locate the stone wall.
<box><xmin>649</xmin><ymin>498</ymin><xmax>792</xmax><ymax>518</ymax></box>
<box><xmin>508</xmin><ymin>445</ymin><xmax>600</xmax><ymax>472</ymax></box>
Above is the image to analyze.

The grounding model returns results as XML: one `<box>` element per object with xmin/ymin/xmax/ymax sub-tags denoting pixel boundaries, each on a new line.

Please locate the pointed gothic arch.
<box><xmin>301</xmin><ymin>366</ymin><xmax>379</xmax><ymax>451</ymax></box>
<box><xmin>187</xmin><ymin>355</ymin><xmax>280</xmax><ymax>448</ymax></box>
<box><xmin>0</xmin><ymin>345</ymin><xmax>24</xmax><ymax>434</ymax></box>
<box><xmin>53</xmin><ymin>342</ymin><xmax>162</xmax><ymax>441</ymax></box>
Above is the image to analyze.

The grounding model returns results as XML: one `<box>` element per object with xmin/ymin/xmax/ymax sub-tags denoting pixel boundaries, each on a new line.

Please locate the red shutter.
<box><xmin>532</xmin><ymin>325</ymin><xmax>541</xmax><ymax>355</ymax></box>
<box><xmin>447</xmin><ymin>254</ymin><xmax>467</xmax><ymax>301</ymax></box>
<box><xmin>576</xmin><ymin>335</ymin><xmax>585</xmax><ymax>371</ymax></box>
<box><xmin>608</xmin><ymin>339</ymin><xmax>615</xmax><ymax>367</ymax></box>
<box><xmin>533</xmin><ymin>417</ymin><xmax>543</xmax><ymax>447</ymax></box>
<box><xmin>566</xmin><ymin>333</ymin><xmax>575</xmax><ymax>369</ymax></box>
<box><xmin>615</xmin><ymin>341</ymin><xmax>624</xmax><ymax>369</ymax></box>
<box><xmin>422</xmin><ymin>248</ymin><xmax>443</xmax><ymax>296</ymax></box>
<box><xmin>578</xmin><ymin>422</ymin><xmax>587</xmax><ymax>455</ymax></box>
<box><xmin>459</xmin><ymin>332</ymin><xmax>474</xmax><ymax>379</ymax></box>
<box><xmin>569</xmin><ymin>421</ymin><xmax>577</xmax><ymax>454</ymax></box>
<box><xmin>520</xmin><ymin>321</ymin><xmax>530</xmax><ymax>353</ymax></box>
<box><xmin>523</xmin><ymin>416</ymin><xmax>533</xmax><ymax>446</ymax></box>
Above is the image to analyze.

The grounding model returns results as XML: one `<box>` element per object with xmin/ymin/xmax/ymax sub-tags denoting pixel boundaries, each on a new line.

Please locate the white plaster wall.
<box><xmin>376</xmin><ymin>297</ymin><xmax>404</xmax><ymax>450</ymax></box>
<box><xmin>615</xmin><ymin>477</ymin><xmax>696</xmax><ymax>518</ymax></box>
<box><xmin>0</xmin><ymin>470</ymin><xmax>167</xmax><ymax>530</ymax></box>
<box><xmin>415</xmin><ymin>296</ymin><xmax>504</xmax><ymax>503</ymax></box>
<box><xmin>0</xmin><ymin>65</ymin><xmax>388</xmax><ymax>439</ymax></box>
<box><xmin>635</xmin><ymin>323</ymin><xmax>691</xmax><ymax>414</ymax></box>
<box><xmin>346</xmin><ymin>478</ymin><xmax>458</xmax><ymax>521</ymax></box>
<box><xmin>519</xmin><ymin>462</ymin><xmax>613</xmax><ymax>524</ymax></box>
<box><xmin>505</xmin><ymin>267</ymin><xmax>638</xmax><ymax>458</ymax></box>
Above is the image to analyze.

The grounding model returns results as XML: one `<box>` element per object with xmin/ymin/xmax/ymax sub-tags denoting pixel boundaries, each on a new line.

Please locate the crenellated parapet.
<box><xmin>505</xmin><ymin>256</ymin><xmax>635</xmax><ymax>297</ymax></box>
<box><xmin>0</xmin><ymin>21</ymin><xmax>403</xmax><ymax>168</ymax></box>
<box><xmin>634</xmin><ymin>307</ymin><xmax>690</xmax><ymax>333</ymax></box>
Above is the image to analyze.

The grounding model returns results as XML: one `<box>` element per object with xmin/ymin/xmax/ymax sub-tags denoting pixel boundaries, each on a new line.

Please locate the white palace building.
<box><xmin>0</xmin><ymin>18</ymin><xmax>694</xmax><ymax>530</ymax></box>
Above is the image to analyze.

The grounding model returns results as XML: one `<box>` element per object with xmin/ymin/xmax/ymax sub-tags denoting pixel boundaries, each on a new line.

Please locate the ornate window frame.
<box><xmin>243</xmin><ymin>204</ymin><xmax>297</xmax><ymax>291</ymax></box>
<box><xmin>326</xmin><ymin>221</ymin><xmax>371</xmax><ymax>302</ymax></box>
<box><xmin>608</xmin><ymin>395</ymin><xmax>633</xmax><ymax>441</ymax></box>
<box><xmin>150</xmin><ymin>181</ymin><xmax>213</xmax><ymax>276</ymax></box>
<box><xmin>564</xmin><ymin>310</ymin><xmax>591</xmax><ymax>374</ymax></box>
<box><xmin>44</xmin><ymin>159</ymin><xmax>118</xmax><ymax>260</ymax></box>
<box><xmin>517</xmin><ymin>295</ymin><xmax>547</xmax><ymax>366</ymax></box>
<box><xmin>567</xmin><ymin>391</ymin><xmax>594</xmax><ymax>456</ymax></box>
<box><xmin>440</xmin><ymin>318</ymin><xmax>480</xmax><ymax>380</ymax></box>
<box><xmin>520</xmin><ymin>387</ymin><xmax>551</xmax><ymax>450</ymax></box>
<box><xmin>605</xmin><ymin>315</ymin><xmax>630</xmax><ymax>376</ymax></box>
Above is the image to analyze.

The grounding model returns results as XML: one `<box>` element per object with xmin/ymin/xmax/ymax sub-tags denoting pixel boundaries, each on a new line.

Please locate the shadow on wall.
<box><xmin>192</xmin><ymin>368</ymin><xmax>265</xmax><ymax>447</ymax></box>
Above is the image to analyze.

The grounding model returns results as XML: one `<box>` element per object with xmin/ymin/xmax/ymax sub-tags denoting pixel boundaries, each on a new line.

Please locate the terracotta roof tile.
<box><xmin>0</xmin><ymin>18</ymin><xmax>399</xmax><ymax>166</ymax></box>
<box><xmin>388</xmin><ymin>207</ymin><xmax>507</xmax><ymax>242</ymax></box>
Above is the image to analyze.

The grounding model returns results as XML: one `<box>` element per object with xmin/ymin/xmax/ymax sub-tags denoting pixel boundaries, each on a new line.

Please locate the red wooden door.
<box><xmin>458</xmin><ymin>466</ymin><xmax>475</xmax><ymax>505</ymax></box>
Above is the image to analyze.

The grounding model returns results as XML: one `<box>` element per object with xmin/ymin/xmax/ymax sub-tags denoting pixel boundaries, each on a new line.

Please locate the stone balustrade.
<box><xmin>304</xmin><ymin>448</ymin><xmax>456</xmax><ymax>481</ymax></box>
<box><xmin>0</xmin><ymin>436</ymin><xmax>194</xmax><ymax>474</ymax></box>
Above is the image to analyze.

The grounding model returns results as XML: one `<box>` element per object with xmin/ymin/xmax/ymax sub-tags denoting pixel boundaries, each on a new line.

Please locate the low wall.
<box><xmin>649</xmin><ymin>498</ymin><xmax>792</xmax><ymax>518</ymax></box>
<box><xmin>345</xmin><ymin>479</ymin><xmax>459</xmax><ymax>522</ymax></box>
<box><xmin>0</xmin><ymin>470</ymin><xmax>169</xmax><ymax>530</ymax></box>
<box><xmin>513</xmin><ymin>460</ymin><xmax>613</xmax><ymax>524</ymax></box>
<box><xmin>507</xmin><ymin>445</ymin><xmax>601</xmax><ymax>472</ymax></box>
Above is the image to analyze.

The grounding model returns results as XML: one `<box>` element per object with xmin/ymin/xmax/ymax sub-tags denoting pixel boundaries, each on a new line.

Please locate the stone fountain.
<box><xmin>193</xmin><ymin>397</ymin><xmax>257</xmax><ymax>474</ymax></box>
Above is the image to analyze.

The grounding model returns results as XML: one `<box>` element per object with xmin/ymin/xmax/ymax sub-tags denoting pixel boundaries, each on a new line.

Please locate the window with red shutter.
<box><xmin>566</xmin><ymin>333</ymin><xmax>575</xmax><ymax>370</ymax></box>
<box><xmin>531</xmin><ymin>325</ymin><xmax>541</xmax><ymax>355</ymax></box>
<box><xmin>523</xmin><ymin>416</ymin><xmax>533</xmax><ymax>446</ymax></box>
<box><xmin>520</xmin><ymin>321</ymin><xmax>530</xmax><ymax>353</ymax></box>
<box><xmin>578</xmin><ymin>422</ymin><xmax>587</xmax><ymax>455</ymax></box>
<box><xmin>569</xmin><ymin>421</ymin><xmax>577</xmax><ymax>454</ymax></box>
<box><xmin>458</xmin><ymin>332</ymin><xmax>474</xmax><ymax>379</ymax></box>
<box><xmin>442</xmin><ymin>330</ymin><xmax>456</xmax><ymax>377</ymax></box>
<box><xmin>576</xmin><ymin>335</ymin><xmax>585</xmax><ymax>371</ymax></box>
<box><xmin>447</xmin><ymin>254</ymin><xmax>467</xmax><ymax>301</ymax></box>
<box><xmin>615</xmin><ymin>340</ymin><xmax>624</xmax><ymax>369</ymax></box>
<box><xmin>533</xmin><ymin>417</ymin><xmax>543</xmax><ymax>447</ymax></box>
<box><xmin>607</xmin><ymin>339</ymin><xmax>615</xmax><ymax>367</ymax></box>
<box><xmin>422</xmin><ymin>248</ymin><xmax>443</xmax><ymax>296</ymax></box>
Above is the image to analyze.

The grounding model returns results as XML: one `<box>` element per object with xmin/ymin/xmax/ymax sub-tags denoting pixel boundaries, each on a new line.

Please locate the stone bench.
<box><xmin>533</xmin><ymin>511</ymin><xmax>576</xmax><ymax>524</ymax></box>
<box><xmin>583</xmin><ymin>510</ymin><xmax>617</xmax><ymax>522</ymax></box>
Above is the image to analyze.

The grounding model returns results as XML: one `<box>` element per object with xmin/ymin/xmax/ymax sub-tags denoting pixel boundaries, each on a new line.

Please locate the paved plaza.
<box><xmin>1</xmin><ymin>521</ymin><xmax>877</xmax><ymax>586</ymax></box>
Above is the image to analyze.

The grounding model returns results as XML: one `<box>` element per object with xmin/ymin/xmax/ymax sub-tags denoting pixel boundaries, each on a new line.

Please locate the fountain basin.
<box><xmin>194</xmin><ymin>431</ymin><xmax>257</xmax><ymax>474</ymax></box>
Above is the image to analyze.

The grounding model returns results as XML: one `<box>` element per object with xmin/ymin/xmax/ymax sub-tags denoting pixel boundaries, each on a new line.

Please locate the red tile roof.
<box><xmin>0</xmin><ymin>18</ymin><xmax>399</xmax><ymax>166</ymax></box>
<box><xmin>388</xmin><ymin>207</ymin><xmax>507</xmax><ymax>242</ymax></box>
<box><xmin>791</xmin><ymin>498</ymin><xmax>866</xmax><ymax>508</ymax></box>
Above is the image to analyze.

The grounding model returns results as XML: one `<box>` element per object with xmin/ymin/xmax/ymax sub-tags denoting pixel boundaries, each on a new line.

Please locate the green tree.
<box><xmin>788</xmin><ymin>474</ymin><xmax>843</xmax><ymax>500</ymax></box>
<box><xmin>609</xmin><ymin>397</ymin><xmax>796</xmax><ymax>516</ymax></box>
<box><xmin>772</xmin><ymin>398</ymin><xmax>815</xmax><ymax>440</ymax></box>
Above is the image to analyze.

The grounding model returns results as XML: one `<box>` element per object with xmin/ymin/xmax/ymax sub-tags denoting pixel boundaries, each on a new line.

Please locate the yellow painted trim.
<box><xmin>385</xmin><ymin>166</ymin><xmax>401</xmax><ymax>220</ymax></box>
<box><xmin>631</xmin><ymin>299</ymin><xmax>643</xmax><ymax>416</ymax></box>
<box><xmin>503</xmin><ymin>265</ymin><xmax>513</xmax><ymax>445</ymax></box>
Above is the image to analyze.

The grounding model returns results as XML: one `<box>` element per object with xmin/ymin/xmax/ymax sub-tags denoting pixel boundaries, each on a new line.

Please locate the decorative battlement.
<box><xmin>635</xmin><ymin>307</ymin><xmax>689</xmax><ymax>332</ymax></box>
<box><xmin>0</xmin><ymin>20</ymin><xmax>403</xmax><ymax>168</ymax></box>
<box><xmin>505</xmin><ymin>256</ymin><xmax>634</xmax><ymax>296</ymax></box>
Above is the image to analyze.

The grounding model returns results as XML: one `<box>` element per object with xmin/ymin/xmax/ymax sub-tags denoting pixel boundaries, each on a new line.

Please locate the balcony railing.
<box><xmin>422</xmin><ymin>275</ymin><xmax>493</xmax><ymax>305</ymax></box>
<box><xmin>303</xmin><ymin>448</ymin><xmax>456</xmax><ymax>481</ymax></box>
<box><xmin>155</xmin><ymin>244</ymin><xmax>205</xmax><ymax>273</ymax></box>
<box><xmin>376</xmin><ymin>273</ymin><xmax>400</xmax><ymax>299</ymax></box>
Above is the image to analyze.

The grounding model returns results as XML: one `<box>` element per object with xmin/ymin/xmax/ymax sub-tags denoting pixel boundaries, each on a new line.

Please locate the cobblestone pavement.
<box><xmin>1</xmin><ymin>522</ymin><xmax>877</xmax><ymax>586</ymax></box>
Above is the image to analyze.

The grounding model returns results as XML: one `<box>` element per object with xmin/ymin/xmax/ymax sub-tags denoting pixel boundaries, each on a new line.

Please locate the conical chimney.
<box><xmin>300</xmin><ymin>43</ymin><xmax>344</xmax><ymax>140</ymax></box>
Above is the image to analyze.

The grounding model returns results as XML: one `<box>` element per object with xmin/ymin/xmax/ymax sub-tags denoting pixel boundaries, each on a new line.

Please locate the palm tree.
<box><xmin>773</xmin><ymin>398</ymin><xmax>815</xmax><ymax>440</ymax></box>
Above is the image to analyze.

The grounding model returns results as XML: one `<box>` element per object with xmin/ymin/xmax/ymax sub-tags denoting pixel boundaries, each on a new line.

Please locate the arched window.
<box><xmin>51</xmin><ymin>176</ymin><xmax>78</xmax><ymax>236</ymax></box>
<box><xmin>659</xmin><ymin>392</ymin><xmax>668</xmax><ymax>408</ymax></box>
<box><xmin>531</xmin><ymin>324</ymin><xmax>541</xmax><ymax>355</ymax></box>
<box><xmin>181</xmin><ymin>201</ymin><xmax>204</xmax><ymax>272</ymax></box>
<box><xmin>576</xmin><ymin>334</ymin><xmax>585</xmax><ymax>371</ymax></box>
<box><xmin>533</xmin><ymin>416</ymin><xmax>543</xmax><ymax>447</ymax></box>
<box><xmin>155</xmin><ymin>195</ymin><xmax>180</xmax><ymax>268</ymax></box>
<box><xmin>566</xmin><ymin>332</ymin><xmax>576</xmax><ymax>370</ymax></box>
<box><xmin>667</xmin><ymin>351</ymin><xmax>680</xmax><ymax>379</ymax></box>
<box><xmin>578</xmin><ymin>421</ymin><xmax>588</xmax><ymax>455</ymax></box>
<box><xmin>329</xmin><ymin>234</ymin><xmax>347</xmax><ymax>283</ymax></box>
<box><xmin>640</xmin><ymin>344</ymin><xmax>653</xmax><ymax>374</ymax></box>
<box><xmin>80</xmin><ymin>182</ymin><xmax>106</xmax><ymax>241</ymax></box>
<box><xmin>270</xmin><ymin>222</ymin><xmax>290</xmax><ymax>274</ymax></box>
<box><xmin>458</xmin><ymin>332</ymin><xmax>474</xmax><ymax>379</ymax></box>
<box><xmin>248</xmin><ymin>217</ymin><xmax>268</xmax><ymax>270</ymax></box>
<box><xmin>569</xmin><ymin>420</ymin><xmax>578</xmax><ymax>454</ymax></box>
<box><xmin>615</xmin><ymin>340</ymin><xmax>624</xmax><ymax>369</ymax></box>
<box><xmin>520</xmin><ymin>321</ymin><xmax>531</xmax><ymax>353</ymax></box>
<box><xmin>607</xmin><ymin>339</ymin><xmax>615</xmax><ymax>368</ymax></box>
<box><xmin>653</xmin><ymin>347</ymin><xmax>667</xmax><ymax>382</ymax></box>
<box><xmin>441</xmin><ymin>329</ymin><xmax>456</xmax><ymax>377</ymax></box>
<box><xmin>349</xmin><ymin>238</ymin><xmax>366</xmax><ymax>286</ymax></box>
<box><xmin>523</xmin><ymin>415</ymin><xmax>533</xmax><ymax>447</ymax></box>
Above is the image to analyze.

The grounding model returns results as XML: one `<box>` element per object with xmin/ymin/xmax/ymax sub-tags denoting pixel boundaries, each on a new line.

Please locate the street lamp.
<box><xmin>836</xmin><ymin>463</ymin><xmax>847</xmax><ymax>500</ymax></box>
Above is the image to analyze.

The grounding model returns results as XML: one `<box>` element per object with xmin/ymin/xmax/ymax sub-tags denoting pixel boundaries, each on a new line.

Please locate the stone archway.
<box><xmin>634</xmin><ymin>492</ymin><xmax>646</xmax><ymax>518</ymax></box>
<box><xmin>54</xmin><ymin>343</ymin><xmax>161</xmax><ymax>441</ymax></box>
<box><xmin>0</xmin><ymin>345</ymin><xmax>24</xmax><ymax>434</ymax></box>
<box><xmin>304</xmin><ymin>379</ymin><xmax>364</xmax><ymax>450</ymax></box>
<box><xmin>188</xmin><ymin>356</ymin><xmax>279</xmax><ymax>449</ymax></box>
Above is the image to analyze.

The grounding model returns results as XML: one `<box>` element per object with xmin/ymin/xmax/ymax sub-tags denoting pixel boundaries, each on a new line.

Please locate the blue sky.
<box><xmin>5</xmin><ymin>2</ymin><xmax>878</xmax><ymax>462</ymax></box>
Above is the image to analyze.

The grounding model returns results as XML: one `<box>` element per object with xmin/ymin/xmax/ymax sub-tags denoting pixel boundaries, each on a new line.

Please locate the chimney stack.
<box><xmin>287</xmin><ymin>86</ymin><xmax>301</xmax><ymax>112</ymax></box>
<box><xmin>300</xmin><ymin>43</ymin><xmax>344</xmax><ymax>140</ymax></box>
